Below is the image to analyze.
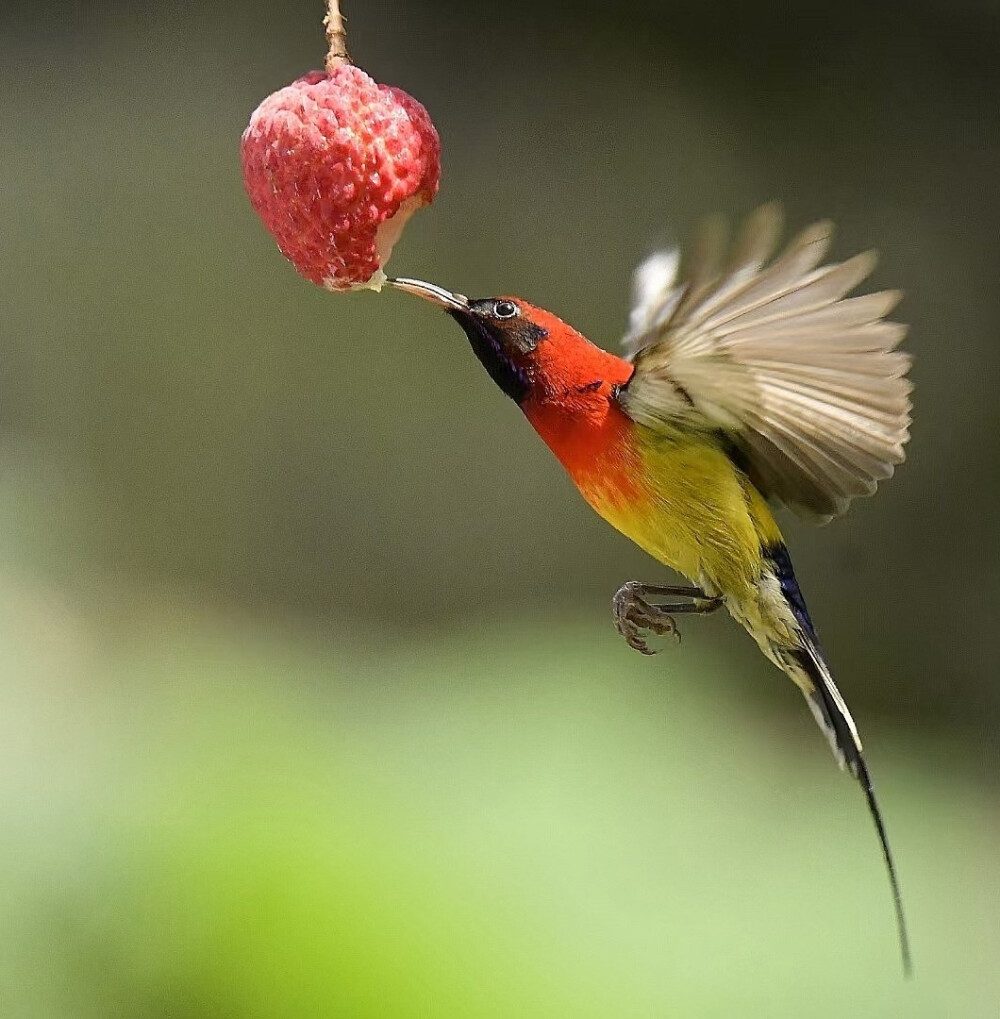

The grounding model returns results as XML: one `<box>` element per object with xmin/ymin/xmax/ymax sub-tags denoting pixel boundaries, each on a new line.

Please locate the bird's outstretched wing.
<box><xmin>617</xmin><ymin>203</ymin><xmax>912</xmax><ymax>522</ymax></box>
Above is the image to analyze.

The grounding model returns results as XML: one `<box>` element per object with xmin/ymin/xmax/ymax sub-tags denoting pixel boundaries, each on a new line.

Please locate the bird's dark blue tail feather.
<box><xmin>764</xmin><ymin>541</ymin><xmax>912</xmax><ymax>976</ymax></box>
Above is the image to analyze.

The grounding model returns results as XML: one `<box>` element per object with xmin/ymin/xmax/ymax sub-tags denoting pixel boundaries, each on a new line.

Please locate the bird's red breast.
<box><xmin>514</xmin><ymin>303</ymin><xmax>641</xmax><ymax>502</ymax></box>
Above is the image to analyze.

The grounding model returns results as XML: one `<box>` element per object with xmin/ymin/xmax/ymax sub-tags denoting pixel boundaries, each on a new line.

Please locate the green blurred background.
<box><xmin>2</xmin><ymin>0</ymin><xmax>998</xmax><ymax>1014</ymax></box>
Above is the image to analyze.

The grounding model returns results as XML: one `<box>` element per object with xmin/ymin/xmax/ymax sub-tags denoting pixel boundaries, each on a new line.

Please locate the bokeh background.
<box><xmin>2</xmin><ymin>0</ymin><xmax>999</xmax><ymax>1014</ymax></box>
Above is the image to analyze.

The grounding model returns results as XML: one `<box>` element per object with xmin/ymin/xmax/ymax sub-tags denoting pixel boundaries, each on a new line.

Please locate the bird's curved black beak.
<box><xmin>389</xmin><ymin>277</ymin><xmax>470</xmax><ymax>312</ymax></box>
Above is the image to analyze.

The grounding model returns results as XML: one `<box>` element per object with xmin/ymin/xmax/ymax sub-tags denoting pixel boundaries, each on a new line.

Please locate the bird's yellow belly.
<box><xmin>575</xmin><ymin>427</ymin><xmax>773</xmax><ymax>601</ymax></box>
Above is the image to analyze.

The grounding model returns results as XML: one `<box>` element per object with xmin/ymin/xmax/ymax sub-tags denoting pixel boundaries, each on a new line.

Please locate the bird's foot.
<box><xmin>613</xmin><ymin>582</ymin><xmax>681</xmax><ymax>655</ymax></box>
<box><xmin>612</xmin><ymin>581</ymin><xmax>723</xmax><ymax>656</ymax></box>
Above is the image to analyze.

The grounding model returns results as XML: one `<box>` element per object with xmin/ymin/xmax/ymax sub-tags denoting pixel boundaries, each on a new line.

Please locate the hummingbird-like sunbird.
<box><xmin>391</xmin><ymin>204</ymin><xmax>912</xmax><ymax>973</ymax></box>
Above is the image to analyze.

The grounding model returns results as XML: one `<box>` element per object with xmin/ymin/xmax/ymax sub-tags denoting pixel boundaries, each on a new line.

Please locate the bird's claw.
<box><xmin>613</xmin><ymin>581</ymin><xmax>681</xmax><ymax>655</ymax></box>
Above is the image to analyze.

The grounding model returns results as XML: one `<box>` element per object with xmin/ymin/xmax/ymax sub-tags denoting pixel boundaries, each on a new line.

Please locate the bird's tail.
<box><xmin>781</xmin><ymin>636</ymin><xmax>913</xmax><ymax>977</ymax></box>
<box><xmin>758</xmin><ymin>541</ymin><xmax>911</xmax><ymax>972</ymax></box>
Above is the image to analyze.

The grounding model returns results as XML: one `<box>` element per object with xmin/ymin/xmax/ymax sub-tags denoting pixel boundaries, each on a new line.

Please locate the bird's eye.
<box><xmin>493</xmin><ymin>300</ymin><xmax>518</xmax><ymax>319</ymax></box>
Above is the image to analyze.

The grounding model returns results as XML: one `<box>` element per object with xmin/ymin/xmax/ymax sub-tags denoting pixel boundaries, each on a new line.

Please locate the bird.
<box><xmin>389</xmin><ymin>203</ymin><xmax>913</xmax><ymax>974</ymax></box>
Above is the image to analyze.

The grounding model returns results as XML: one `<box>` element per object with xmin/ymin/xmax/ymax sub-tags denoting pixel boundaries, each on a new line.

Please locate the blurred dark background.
<box><xmin>1</xmin><ymin>1</ymin><xmax>998</xmax><ymax>1015</ymax></box>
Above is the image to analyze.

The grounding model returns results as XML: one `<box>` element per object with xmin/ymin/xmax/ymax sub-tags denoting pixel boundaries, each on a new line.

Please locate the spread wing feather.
<box><xmin>619</xmin><ymin>204</ymin><xmax>912</xmax><ymax>521</ymax></box>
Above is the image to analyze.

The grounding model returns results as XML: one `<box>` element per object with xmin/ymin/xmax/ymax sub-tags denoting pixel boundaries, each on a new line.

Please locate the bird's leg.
<box><xmin>612</xmin><ymin>581</ymin><xmax>723</xmax><ymax>655</ymax></box>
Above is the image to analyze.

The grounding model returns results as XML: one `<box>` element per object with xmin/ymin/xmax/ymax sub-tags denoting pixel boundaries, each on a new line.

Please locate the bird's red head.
<box><xmin>390</xmin><ymin>278</ymin><xmax>633</xmax><ymax>409</ymax></box>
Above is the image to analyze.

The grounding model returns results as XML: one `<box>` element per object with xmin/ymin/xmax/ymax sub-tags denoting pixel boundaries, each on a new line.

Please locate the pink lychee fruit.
<box><xmin>241</xmin><ymin>64</ymin><xmax>440</xmax><ymax>291</ymax></box>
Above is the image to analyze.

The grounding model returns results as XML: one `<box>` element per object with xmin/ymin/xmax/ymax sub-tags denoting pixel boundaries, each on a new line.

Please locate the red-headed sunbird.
<box><xmin>391</xmin><ymin>204</ymin><xmax>912</xmax><ymax>973</ymax></box>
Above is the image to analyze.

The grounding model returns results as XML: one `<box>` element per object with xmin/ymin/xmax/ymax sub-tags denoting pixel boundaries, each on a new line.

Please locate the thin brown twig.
<box><xmin>324</xmin><ymin>0</ymin><xmax>351</xmax><ymax>71</ymax></box>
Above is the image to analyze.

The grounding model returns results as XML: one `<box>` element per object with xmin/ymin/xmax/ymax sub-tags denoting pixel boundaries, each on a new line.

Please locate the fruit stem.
<box><xmin>324</xmin><ymin>0</ymin><xmax>351</xmax><ymax>70</ymax></box>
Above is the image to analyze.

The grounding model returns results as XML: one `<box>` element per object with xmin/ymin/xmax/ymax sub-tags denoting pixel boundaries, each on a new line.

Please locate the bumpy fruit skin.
<box><xmin>241</xmin><ymin>64</ymin><xmax>440</xmax><ymax>291</ymax></box>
